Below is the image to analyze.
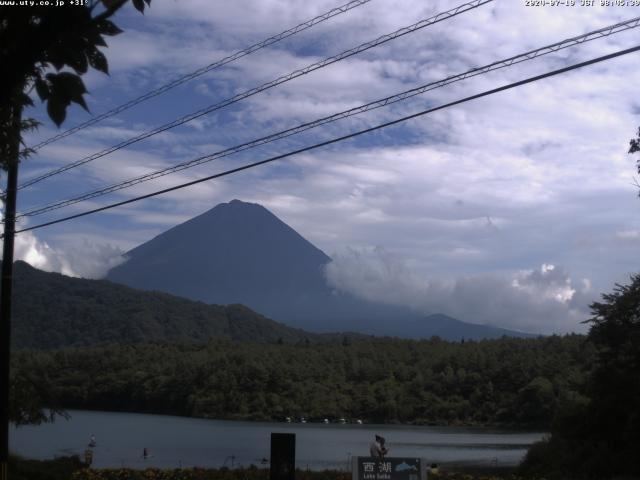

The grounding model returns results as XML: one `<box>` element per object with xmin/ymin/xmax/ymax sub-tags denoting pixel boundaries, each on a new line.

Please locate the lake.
<box><xmin>11</xmin><ymin>410</ymin><xmax>545</xmax><ymax>470</ymax></box>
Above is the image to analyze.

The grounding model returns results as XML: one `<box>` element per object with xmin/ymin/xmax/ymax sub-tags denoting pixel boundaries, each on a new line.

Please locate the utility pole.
<box><xmin>0</xmin><ymin>104</ymin><xmax>22</xmax><ymax>480</ymax></box>
<box><xmin>0</xmin><ymin>5</ymin><xmax>149</xmax><ymax>479</ymax></box>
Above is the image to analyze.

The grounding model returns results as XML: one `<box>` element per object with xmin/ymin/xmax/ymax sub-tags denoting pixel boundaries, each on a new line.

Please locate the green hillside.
<box><xmin>7</xmin><ymin>261</ymin><xmax>330</xmax><ymax>348</ymax></box>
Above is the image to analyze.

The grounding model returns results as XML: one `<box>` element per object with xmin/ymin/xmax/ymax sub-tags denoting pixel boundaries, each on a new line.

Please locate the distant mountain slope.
<box><xmin>400</xmin><ymin>314</ymin><xmax>534</xmax><ymax>340</ymax></box>
<box><xmin>107</xmin><ymin>199</ymin><xmax>534</xmax><ymax>340</ymax></box>
<box><xmin>7</xmin><ymin>261</ymin><xmax>336</xmax><ymax>349</ymax></box>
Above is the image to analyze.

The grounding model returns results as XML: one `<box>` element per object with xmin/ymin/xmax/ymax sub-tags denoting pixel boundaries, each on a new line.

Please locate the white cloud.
<box><xmin>325</xmin><ymin>246</ymin><xmax>429</xmax><ymax>310</ymax></box>
<box><xmin>325</xmin><ymin>246</ymin><xmax>591</xmax><ymax>334</ymax></box>
<box><xmin>11</xmin><ymin>0</ymin><xmax>640</xmax><ymax>335</ymax></box>
<box><xmin>8</xmin><ymin>231</ymin><xmax>125</xmax><ymax>279</ymax></box>
<box><xmin>512</xmin><ymin>264</ymin><xmax>576</xmax><ymax>304</ymax></box>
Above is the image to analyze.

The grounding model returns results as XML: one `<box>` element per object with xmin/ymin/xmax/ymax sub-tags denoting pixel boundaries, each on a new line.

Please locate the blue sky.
<box><xmin>8</xmin><ymin>0</ymin><xmax>640</xmax><ymax>334</ymax></box>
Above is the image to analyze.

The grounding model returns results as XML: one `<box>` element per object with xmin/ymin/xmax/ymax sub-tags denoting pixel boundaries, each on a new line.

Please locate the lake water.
<box><xmin>11</xmin><ymin>410</ymin><xmax>545</xmax><ymax>470</ymax></box>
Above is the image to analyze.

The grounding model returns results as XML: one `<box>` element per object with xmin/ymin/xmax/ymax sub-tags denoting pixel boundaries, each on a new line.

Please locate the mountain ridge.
<box><xmin>107</xmin><ymin>199</ymin><xmax>535</xmax><ymax>340</ymax></box>
<box><xmin>6</xmin><ymin>260</ymin><xmax>362</xmax><ymax>349</ymax></box>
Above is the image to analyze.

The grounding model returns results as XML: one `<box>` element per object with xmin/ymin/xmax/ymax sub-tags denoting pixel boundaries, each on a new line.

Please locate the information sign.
<box><xmin>352</xmin><ymin>457</ymin><xmax>426</xmax><ymax>480</ymax></box>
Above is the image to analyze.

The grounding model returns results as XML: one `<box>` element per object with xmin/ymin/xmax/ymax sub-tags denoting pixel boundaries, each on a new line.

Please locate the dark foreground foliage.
<box><xmin>70</xmin><ymin>468</ymin><xmax>533</xmax><ymax>480</ymax></box>
<box><xmin>7</xmin><ymin>460</ymin><xmax>528</xmax><ymax>480</ymax></box>
<box><xmin>15</xmin><ymin>335</ymin><xmax>591</xmax><ymax>427</ymax></box>
<box><xmin>72</xmin><ymin>466</ymin><xmax>350</xmax><ymax>480</ymax></box>
<box><xmin>8</xmin><ymin>454</ymin><xmax>85</xmax><ymax>480</ymax></box>
<box><xmin>520</xmin><ymin>274</ymin><xmax>640</xmax><ymax>479</ymax></box>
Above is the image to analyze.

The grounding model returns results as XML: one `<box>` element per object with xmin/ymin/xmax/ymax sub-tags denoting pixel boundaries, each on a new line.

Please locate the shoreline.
<box><xmin>12</xmin><ymin>410</ymin><xmax>542</xmax><ymax>472</ymax></box>
<box><xmin>39</xmin><ymin>407</ymin><xmax>549</xmax><ymax>432</ymax></box>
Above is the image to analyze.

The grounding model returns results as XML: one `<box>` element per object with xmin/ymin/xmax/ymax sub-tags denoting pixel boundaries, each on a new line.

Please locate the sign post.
<box><xmin>270</xmin><ymin>433</ymin><xmax>295</xmax><ymax>480</ymax></box>
<box><xmin>352</xmin><ymin>457</ymin><xmax>427</xmax><ymax>480</ymax></box>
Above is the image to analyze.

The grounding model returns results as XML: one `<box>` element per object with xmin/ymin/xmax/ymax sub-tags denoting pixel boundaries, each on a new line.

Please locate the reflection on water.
<box><xmin>11</xmin><ymin>410</ymin><xmax>545</xmax><ymax>470</ymax></box>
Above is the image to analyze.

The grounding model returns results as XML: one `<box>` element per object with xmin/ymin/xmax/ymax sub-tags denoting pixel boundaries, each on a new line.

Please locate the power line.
<box><xmin>29</xmin><ymin>0</ymin><xmax>373</xmax><ymax>152</ymax></box>
<box><xmin>19</xmin><ymin>0</ymin><xmax>493</xmax><ymax>190</ymax></box>
<box><xmin>17</xmin><ymin>15</ymin><xmax>640</xmax><ymax>219</ymax></box>
<box><xmin>12</xmin><ymin>44</ymin><xmax>640</xmax><ymax>236</ymax></box>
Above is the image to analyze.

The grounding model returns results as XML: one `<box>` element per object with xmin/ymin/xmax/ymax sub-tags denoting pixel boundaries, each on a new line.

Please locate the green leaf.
<box><xmin>34</xmin><ymin>77</ymin><xmax>50</xmax><ymax>101</ymax></box>
<box><xmin>67</xmin><ymin>49</ymin><xmax>89</xmax><ymax>75</ymax></box>
<box><xmin>96</xmin><ymin>19</ymin><xmax>123</xmax><ymax>36</ymax></box>
<box><xmin>47</xmin><ymin>97</ymin><xmax>67</xmax><ymax>127</ymax></box>
<box><xmin>46</xmin><ymin>72</ymin><xmax>90</xmax><ymax>117</ymax></box>
<box><xmin>86</xmin><ymin>25</ymin><xmax>108</xmax><ymax>47</ymax></box>
<box><xmin>88</xmin><ymin>47</ymin><xmax>109</xmax><ymax>75</ymax></box>
<box><xmin>60</xmin><ymin>74</ymin><xmax>89</xmax><ymax>111</ymax></box>
<box><xmin>69</xmin><ymin>91</ymin><xmax>89</xmax><ymax>112</ymax></box>
<box><xmin>47</xmin><ymin>72</ymin><xmax>88</xmax><ymax>95</ymax></box>
<box><xmin>20</xmin><ymin>119</ymin><xmax>41</xmax><ymax>133</ymax></box>
<box><xmin>45</xmin><ymin>45</ymin><xmax>66</xmax><ymax>71</ymax></box>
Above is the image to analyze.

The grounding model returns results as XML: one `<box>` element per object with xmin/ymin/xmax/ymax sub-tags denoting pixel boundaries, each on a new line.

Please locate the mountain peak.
<box><xmin>107</xmin><ymin>200</ymin><xmax>534</xmax><ymax>340</ymax></box>
<box><xmin>184</xmin><ymin>198</ymin><xmax>274</xmax><ymax>224</ymax></box>
<box><xmin>217</xmin><ymin>198</ymin><xmax>261</xmax><ymax>210</ymax></box>
<box><xmin>228</xmin><ymin>198</ymin><xmax>251</xmax><ymax>205</ymax></box>
<box><xmin>108</xmin><ymin>199</ymin><xmax>331</xmax><ymax>309</ymax></box>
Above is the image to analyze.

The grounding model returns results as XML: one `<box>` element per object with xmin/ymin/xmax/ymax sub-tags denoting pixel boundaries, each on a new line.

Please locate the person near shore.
<box><xmin>88</xmin><ymin>435</ymin><xmax>96</xmax><ymax>448</ymax></box>
<box><xmin>369</xmin><ymin>434</ymin><xmax>388</xmax><ymax>458</ymax></box>
<box><xmin>143</xmin><ymin>448</ymin><xmax>149</xmax><ymax>459</ymax></box>
<box><xmin>83</xmin><ymin>448</ymin><xmax>94</xmax><ymax>466</ymax></box>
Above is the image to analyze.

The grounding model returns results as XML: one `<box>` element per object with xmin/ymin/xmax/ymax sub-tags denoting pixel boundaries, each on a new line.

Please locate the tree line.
<box><xmin>520</xmin><ymin>274</ymin><xmax>640</xmax><ymax>479</ymax></box>
<box><xmin>13</xmin><ymin>334</ymin><xmax>592</xmax><ymax>427</ymax></box>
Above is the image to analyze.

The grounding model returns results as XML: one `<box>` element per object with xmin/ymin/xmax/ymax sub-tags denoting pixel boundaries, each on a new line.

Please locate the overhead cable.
<box><xmin>19</xmin><ymin>0</ymin><xmax>492</xmax><ymax>190</ymax></box>
<box><xmin>12</xmin><ymin>44</ymin><xmax>640</xmax><ymax>236</ymax></box>
<box><xmin>18</xmin><ymin>15</ymin><xmax>640</xmax><ymax>219</ymax></box>
<box><xmin>29</xmin><ymin>0</ymin><xmax>374</xmax><ymax>151</ymax></box>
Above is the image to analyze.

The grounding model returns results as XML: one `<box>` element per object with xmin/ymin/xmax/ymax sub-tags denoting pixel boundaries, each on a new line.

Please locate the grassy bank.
<box><xmin>8</xmin><ymin>455</ymin><xmax>85</xmax><ymax>480</ymax></box>
<box><xmin>70</xmin><ymin>468</ymin><xmax>529</xmax><ymax>480</ymax></box>
<box><xmin>7</xmin><ymin>456</ymin><xmax>532</xmax><ymax>480</ymax></box>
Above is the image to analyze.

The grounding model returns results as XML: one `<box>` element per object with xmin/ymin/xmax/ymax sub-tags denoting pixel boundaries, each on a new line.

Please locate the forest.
<box><xmin>13</xmin><ymin>334</ymin><xmax>591</xmax><ymax>427</ymax></box>
<box><xmin>519</xmin><ymin>274</ymin><xmax>640</xmax><ymax>479</ymax></box>
<box><xmin>10</xmin><ymin>274</ymin><xmax>640</xmax><ymax>479</ymax></box>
